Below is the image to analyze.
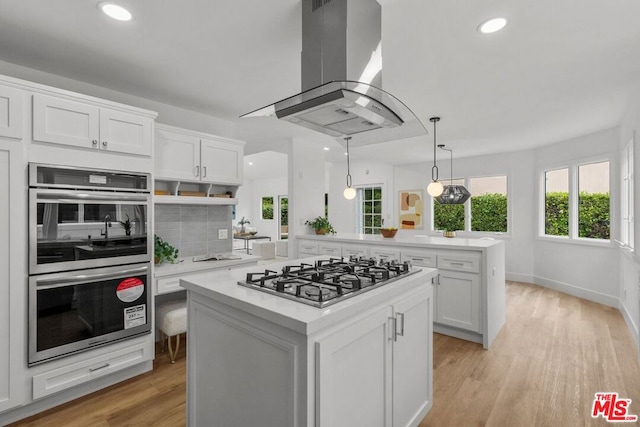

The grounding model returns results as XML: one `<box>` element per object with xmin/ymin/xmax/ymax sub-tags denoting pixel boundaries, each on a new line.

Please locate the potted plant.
<box><xmin>443</xmin><ymin>226</ymin><xmax>457</xmax><ymax>238</ymax></box>
<box><xmin>154</xmin><ymin>235</ymin><xmax>179</xmax><ymax>264</ymax></box>
<box><xmin>237</xmin><ymin>217</ymin><xmax>250</xmax><ymax>234</ymax></box>
<box><xmin>305</xmin><ymin>216</ymin><xmax>336</xmax><ymax>235</ymax></box>
<box><xmin>119</xmin><ymin>214</ymin><xmax>134</xmax><ymax>236</ymax></box>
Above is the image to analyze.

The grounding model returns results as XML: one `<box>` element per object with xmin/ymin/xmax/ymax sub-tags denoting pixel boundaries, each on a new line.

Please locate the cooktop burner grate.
<box><xmin>238</xmin><ymin>256</ymin><xmax>419</xmax><ymax>308</ymax></box>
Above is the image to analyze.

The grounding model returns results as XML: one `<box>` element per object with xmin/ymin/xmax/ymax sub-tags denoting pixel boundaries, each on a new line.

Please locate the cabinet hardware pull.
<box><xmin>450</xmin><ymin>261</ymin><xmax>464</xmax><ymax>266</ymax></box>
<box><xmin>390</xmin><ymin>317</ymin><xmax>398</xmax><ymax>342</ymax></box>
<box><xmin>101</xmin><ymin>141</ymin><xmax>108</xmax><ymax>148</ymax></box>
<box><xmin>92</xmin><ymin>139</ymin><xmax>98</xmax><ymax>146</ymax></box>
<box><xmin>195</xmin><ymin>166</ymin><xmax>200</xmax><ymax>177</ymax></box>
<box><xmin>413</xmin><ymin>258</ymin><xmax>424</xmax><ymax>262</ymax></box>
<box><xmin>397</xmin><ymin>312</ymin><xmax>405</xmax><ymax>337</ymax></box>
<box><xmin>203</xmin><ymin>166</ymin><xmax>207</xmax><ymax>177</ymax></box>
<box><xmin>89</xmin><ymin>362</ymin><xmax>110</xmax><ymax>372</ymax></box>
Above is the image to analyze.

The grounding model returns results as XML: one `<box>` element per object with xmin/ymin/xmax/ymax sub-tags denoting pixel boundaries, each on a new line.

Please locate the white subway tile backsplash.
<box><xmin>155</xmin><ymin>204</ymin><xmax>232</xmax><ymax>256</ymax></box>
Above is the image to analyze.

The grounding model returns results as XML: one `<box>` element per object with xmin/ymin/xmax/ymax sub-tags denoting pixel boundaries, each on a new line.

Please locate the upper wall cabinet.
<box><xmin>155</xmin><ymin>124</ymin><xmax>244</xmax><ymax>185</ymax></box>
<box><xmin>0</xmin><ymin>85</ymin><xmax>24</xmax><ymax>140</ymax></box>
<box><xmin>32</xmin><ymin>94</ymin><xmax>153</xmax><ymax>156</ymax></box>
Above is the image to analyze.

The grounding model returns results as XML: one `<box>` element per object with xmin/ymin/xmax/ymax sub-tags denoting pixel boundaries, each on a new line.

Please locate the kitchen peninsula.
<box><xmin>297</xmin><ymin>234</ymin><xmax>506</xmax><ymax>349</ymax></box>
<box><xmin>180</xmin><ymin>257</ymin><xmax>437</xmax><ymax>427</ymax></box>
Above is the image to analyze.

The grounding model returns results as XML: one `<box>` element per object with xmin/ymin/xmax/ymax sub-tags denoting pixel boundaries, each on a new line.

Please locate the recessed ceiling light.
<box><xmin>99</xmin><ymin>3</ymin><xmax>132</xmax><ymax>21</ymax></box>
<box><xmin>478</xmin><ymin>17</ymin><xmax>507</xmax><ymax>34</ymax></box>
<box><xmin>323</xmin><ymin>147</ymin><xmax>330</xmax><ymax>151</ymax></box>
<box><xmin>248</xmin><ymin>162</ymin><xmax>254</xmax><ymax>166</ymax></box>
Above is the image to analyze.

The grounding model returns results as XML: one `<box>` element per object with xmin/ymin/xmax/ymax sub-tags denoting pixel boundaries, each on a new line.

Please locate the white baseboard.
<box><xmin>619</xmin><ymin>299</ymin><xmax>640</xmax><ymax>357</ymax></box>
<box><xmin>506</xmin><ymin>272</ymin><xmax>534</xmax><ymax>284</ymax></box>
<box><xmin>532</xmin><ymin>275</ymin><xmax>619</xmax><ymax>308</ymax></box>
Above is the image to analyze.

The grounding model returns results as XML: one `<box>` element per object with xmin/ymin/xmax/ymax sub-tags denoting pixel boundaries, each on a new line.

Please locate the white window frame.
<box><xmin>538</xmin><ymin>157</ymin><xmax>612</xmax><ymax>245</ymax></box>
<box><xmin>620</xmin><ymin>140</ymin><xmax>634</xmax><ymax>251</ymax></box>
<box><xmin>356</xmin><ymin>185</ymin><xmax>383</xmax><ymax>234</ymax></box>
<box><xmin>431</xmin><ymin>174</ymin><xmax>510</xmax><ymax>236</ymax></box>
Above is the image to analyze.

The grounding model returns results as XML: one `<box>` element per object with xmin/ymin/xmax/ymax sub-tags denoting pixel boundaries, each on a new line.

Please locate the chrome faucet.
<box><xmin>101</xmin><ymin>214</ymin><xmax>112</xmax><ymax>239</ymax></box>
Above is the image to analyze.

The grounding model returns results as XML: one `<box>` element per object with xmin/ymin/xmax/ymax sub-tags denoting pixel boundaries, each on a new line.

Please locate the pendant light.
<box><xmin>343</xmin><ymin>137</ymin><xmax>356</xmax><ymax>200</ymax></box>
<box><xmin>426</xmin><ymin>117</ymin><xmax>444</xmax><ymax>197</ymax></box>
<box><xmin>435</xmin><ymin>145</ymin><xmax>471</xmax><ymax>204</ymax></box>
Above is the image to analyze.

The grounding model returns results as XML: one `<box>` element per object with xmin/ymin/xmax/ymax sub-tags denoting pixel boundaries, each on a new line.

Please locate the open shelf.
<box><xmin>154</xmin><ymin>179</ymin><xmax>238</xmax><ymax>205</ymax></box>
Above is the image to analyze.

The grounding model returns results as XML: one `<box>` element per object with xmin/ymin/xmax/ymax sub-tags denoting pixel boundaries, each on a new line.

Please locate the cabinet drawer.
<box><xmin>298</xmin><ymin>242</ymin><xmax>319</xmax><ymax>255</ymax></box>
<box><xmin>319</xmin><ymin>244</ymin><xmax>341</xmax><ymax>257</ymax></box>
<box><xmin>157</xmin><ymin>277</ymin><xmax>182</xmax><ymax>295</ymax></box>
<box><xmin>401</xmin><ymin>250</ymin><xmax>437</xmax><ymax>268</ymax></box>
<box><xmin>370</xmin><ymin>247</ymin><xmax>400</xmax><ymax>262</ymax></box>
<box><xmin>342</xmin><ymin>245</ymin><xmax>369</xmax><ymax>258</ymax></box>
<box><xmin>437</xmin><ymin>252</ymin><xmax>481</xmax><ymax>273</ymax></box>
<box><xmin>32</xmin><ymin>341</ymin><xmax>151</xmax><ymax>399</ymax></box>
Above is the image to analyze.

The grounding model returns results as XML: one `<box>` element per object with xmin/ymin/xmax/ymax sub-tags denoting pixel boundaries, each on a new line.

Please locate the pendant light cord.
<box><xmin>430</xmin><ymin>117</ymin><xmax>440</xmax><ymax>181</ymax></box>
<box><xmin>345</xmin><ymin>137</ymin><xmax>352</xmax><ymax>188</ymax></box>
<box><xmin>439</xmin><ymin>145</ymin><xmax>453</xmax><ymax>185</ymax></box>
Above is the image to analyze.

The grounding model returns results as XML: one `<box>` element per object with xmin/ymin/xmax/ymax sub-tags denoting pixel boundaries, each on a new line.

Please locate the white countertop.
<box><xmin>154</xmin><ymin>252</ymin><xmax>261</xmax><ymax>278</ymax></box>
<box><xmin>297</xmin><ymin>233</ymin><xmax>502</xmax><ymax>251</ymax></box>
<box><xmin>180</xmin><ymin>256</ymin><xmax>437</xmax><ymax>335</ymax></box>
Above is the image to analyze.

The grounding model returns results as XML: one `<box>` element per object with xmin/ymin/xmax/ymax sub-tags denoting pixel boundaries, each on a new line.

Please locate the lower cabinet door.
<box><xmin>436</xmin><ymin>270</ymin><xmax>481</xmax><ymax>332</ymax></box>
<box><xmin>316</xmin><ymin>305</ymin><xmax>393</xmax><ymax>427</ymax></box>
<box><xmin>392</xmin><ymin>287</ymin><xmax>433</xmax><ymax>427</ymax></box>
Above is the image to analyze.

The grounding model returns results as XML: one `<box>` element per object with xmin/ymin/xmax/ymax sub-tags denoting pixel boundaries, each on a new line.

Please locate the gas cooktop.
<box><xmin>237</xmin><ymin>257</ymin><xmax>419</xmax><ymax>308</ymax></box>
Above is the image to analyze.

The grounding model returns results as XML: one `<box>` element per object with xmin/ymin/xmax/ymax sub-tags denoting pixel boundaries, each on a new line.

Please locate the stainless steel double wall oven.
<box><xmin>28</xmin><ymin>164</ymin><xmax>152</xmax><ymax>365</ymax></box>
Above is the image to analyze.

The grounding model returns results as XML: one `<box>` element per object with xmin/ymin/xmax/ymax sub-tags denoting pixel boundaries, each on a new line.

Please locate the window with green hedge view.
<box><xmin>261</xmin><ymin>197</ymin><xmax>274</xmax><ymax>220</ymax></box>
<box><xmin>359</xmin><ymin>187</ymin><xmax>382</xmax><ymax>234</ymax></box>
<box><xmin>544</xmin><ymin>162</ymin><xmax>610</xmax><ymax>240</ymax></box>
<box><xmin>433</xmin><ymin>176</ymin><xmax>508</xmax><ymax>233</ymax></box>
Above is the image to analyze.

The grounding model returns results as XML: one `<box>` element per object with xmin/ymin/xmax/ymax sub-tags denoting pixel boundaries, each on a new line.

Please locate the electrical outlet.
<box><xmin>218</xmin><ymin>229</ymin><xmax>228</xmax><ymax>239</ymax></box>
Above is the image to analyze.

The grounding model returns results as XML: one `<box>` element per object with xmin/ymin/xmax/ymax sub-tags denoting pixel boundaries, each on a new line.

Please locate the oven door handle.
<box><xmin>35</xmin><ymin>190</ymin><xmax>149</xmax><ymax>203</ymax></box>
<box><xmin>34</xmin><ymin>266</ymin><xmax>149</xmax><ymax>289</ymax></box>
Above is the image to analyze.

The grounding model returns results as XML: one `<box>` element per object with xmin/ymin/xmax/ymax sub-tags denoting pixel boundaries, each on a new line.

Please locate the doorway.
<box><xmin>278</xmin><ymin>195</ymin><xmax>288</xmax><ymax>240</ymax></box>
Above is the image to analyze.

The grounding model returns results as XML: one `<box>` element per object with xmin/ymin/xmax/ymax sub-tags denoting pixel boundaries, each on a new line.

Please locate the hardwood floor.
<box><xmin>10</xmin><ymin>281</ymin><xmax>640</xmax><ymax>427</ymax></box>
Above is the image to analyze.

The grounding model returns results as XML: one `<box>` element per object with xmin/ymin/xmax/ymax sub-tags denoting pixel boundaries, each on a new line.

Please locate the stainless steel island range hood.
<box><xmin>242</xmin><ymin>0</ymin><xmax>426</xmax><ymax>145</ymax></box>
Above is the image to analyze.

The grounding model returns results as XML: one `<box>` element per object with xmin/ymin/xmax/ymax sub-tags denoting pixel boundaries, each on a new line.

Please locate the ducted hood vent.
<box><xmin>241</xmin><ymin>0</ymin><xmax>426</xmax><ymax>144</ymax></box>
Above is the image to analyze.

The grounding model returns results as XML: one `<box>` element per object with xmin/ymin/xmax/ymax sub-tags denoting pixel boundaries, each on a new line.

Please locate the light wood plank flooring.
<box><xmin>11</xmin><ymin>281</ymin><xmax>640</xmax><ymax>426</ymax></box>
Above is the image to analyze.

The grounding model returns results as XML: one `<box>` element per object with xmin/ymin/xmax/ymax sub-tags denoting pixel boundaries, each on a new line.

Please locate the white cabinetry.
<box><xmin>370</xmin><ymin>246</ymin><xmax>401</xmax><ymax>262</ymax></box>
<box><xmin>434</xmin><ymin>252</ymin><xmax>481</xmax><ymax>333</ymax></box>
<box><xmin>154</xmin><ymin>124</ymin><xmax>244</xmax><ymax>206</ymax></box>
<box><xmin>185</xmin><ymin>267</ymin><xmax>435</xmax><ymax>426</ymax></box>
<box><xmin>342</xmin><ymin>244</ymin><xmax>369</xmax><ymax>258</ymax></box>
<box><xmin>318</xmin><ymin>242</ymin><xmax>342</xmax><ymax>257</ymax></box>
<box><xmin>435</xmin><ymin>269</ymin><xmax>481</xmax><ymax>333</ymax></box>
<box><xmin>0</xmin><ymin>85</ymin><xmax>23</xmax><ymax>139</ymax></box>
<box><xmin>298</xmin><ymin>241</ymin><xmax>319</xmax><ymax>257</ymax></box>
<box><xmin>0</xmin><ymin>142</ymin><xmax>25</xmax><ymax>413</ymax></box>
<box><xmin>32</xmin><ymin>94</ymin><xmax>152</xmax><ymax>156</ymax></box>
<box><xmin>316</xmin><ymin>286</ymin><xmax>432</xmax><ymax>427</ymax></box>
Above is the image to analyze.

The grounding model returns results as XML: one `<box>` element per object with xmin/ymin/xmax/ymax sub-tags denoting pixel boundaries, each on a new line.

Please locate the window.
<box><xmin>544</xmin><ymin>168</ymin><xmax>569</xmax><ymax>236</ymax></box>
<box><xmin>470</xmin><ymin>176</ymin><xmax>508</xmax><ymax>232</ymax></box>
<box><xmin>433</xmin><ymin>175</ymin><xmax>508</xmax><ymax>233</ymax></box>
<box><xmin>541</xmin><ymin>160</ymin><xmax>610</xmax><ymax>241</ymax></box>
<box><xmin>358</xmin><ymin>186</ymin><xmax>382</xmax><ymax>234</ymax></box>
<box><xmin>261</xmin><ymin>197</ymin><xmax>274</xmax><ymax>220</ymax></box>
<box><xmin>578</xmin><ymin>162</ymin><xmax>609</xmax><ymax>239</ymax></box>
<box><xmin>621</xmin><ymin>142</ymin><xmax>634</xmax><ymax>249</ymax></box>
<box><xmin>433</xmin><ymin>179</ymin><xmax>465</xmax><ymax>232</ymax></box>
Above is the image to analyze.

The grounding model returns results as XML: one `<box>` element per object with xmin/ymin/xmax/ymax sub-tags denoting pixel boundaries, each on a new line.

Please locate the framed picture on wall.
<box><xmin>399</xmin><ymin>189</ymin><xmax>424</xmax><ymax>229</ymax></box>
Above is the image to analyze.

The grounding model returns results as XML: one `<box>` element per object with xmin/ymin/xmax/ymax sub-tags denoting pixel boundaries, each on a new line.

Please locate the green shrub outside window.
<box><xmin>262</xmin><ymin>197</ymin><xmax>274</xmax><ymax>220</ymax></box>
<box><xmin>545</xmin><ymin>192</ymin><xmax>610</xmax><ymax>239</ymax></box>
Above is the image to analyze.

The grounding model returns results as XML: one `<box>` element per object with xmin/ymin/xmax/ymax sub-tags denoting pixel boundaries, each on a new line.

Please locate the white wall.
<box><xmin>618</xmin><ymin>83</ymin><xmax>640</xmax><ymax>351</ymax></box>
<box><xmin>533</xmin><ymin>127</ymin><xmax>620</xmax><ymax>306</ymax></box>
<box><xmin>289</xmin><ymin>138</ymin><xmax>327</xmax><ymax>257</ymax></box>
<box><xmin>0</xmin><ymin>60</ymin><xmax>234</xmax><ymax>137</ymax></box>
<box><xmin>246</xmin><ymin>176</ymin><xmax>288</xmax><ymax>242</ymax></box>
<box><xmin>328</xmin><ymin>159</ymin><xmax>394</xmax><ymax>234</ymax></box>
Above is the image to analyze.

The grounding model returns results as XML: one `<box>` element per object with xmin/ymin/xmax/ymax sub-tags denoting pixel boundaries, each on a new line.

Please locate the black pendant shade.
<box><xmin>435</xmin><ymin>144</ymin><xmax>470</xmax><ymax>204</ymax></box>
<box><xmin>435</xmin><ymin>184</ymin><xmax>471</xmax><ymax>204</ymax></box>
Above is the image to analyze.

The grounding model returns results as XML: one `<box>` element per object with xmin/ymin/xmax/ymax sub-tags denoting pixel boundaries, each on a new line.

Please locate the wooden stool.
<box><xmin>157</xmin><ymin>300</ymin><xmax>187</xmax><ymax>363</ymax></box>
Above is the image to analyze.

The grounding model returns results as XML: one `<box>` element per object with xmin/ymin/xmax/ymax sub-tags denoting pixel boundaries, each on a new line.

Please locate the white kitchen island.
<box><xmin>180</xmin><ymin>257</ymin><xmax>437</xmax><ymax>427</ymax></box>
<box><xmin>297</xmin><ymin>234</ymin><xmax>506</xmax><ymax>349</ymax></box>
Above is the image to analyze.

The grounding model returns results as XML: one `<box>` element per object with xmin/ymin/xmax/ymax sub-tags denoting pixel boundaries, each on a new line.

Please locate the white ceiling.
<box><xmin>0</xmin><ymin>0</ymin><xmax>639</xmax><ymax>166</ymax></box>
